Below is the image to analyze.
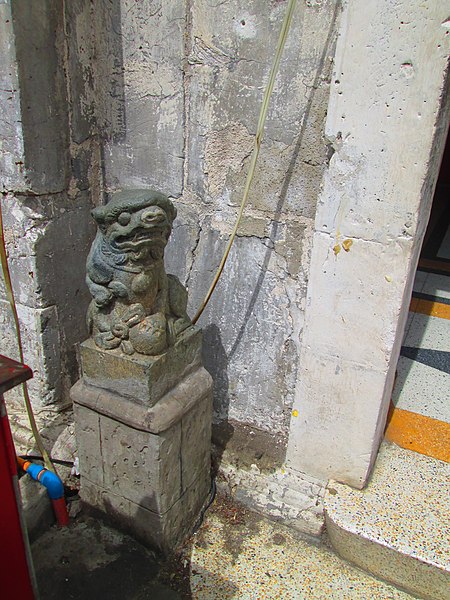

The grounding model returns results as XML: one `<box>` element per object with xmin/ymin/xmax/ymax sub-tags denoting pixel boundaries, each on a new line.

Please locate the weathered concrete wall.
<box><xmin>102</xmin><ymin>0</ymin><xmax>185</xmax><ymax>194</ymax></box>
<box><xmin>0</xmin><ymin>0</ymin><xmax>99</xmax><ymax>436</ymax></box>
<box><xmin>286</xmin><ymin>0</ymin><xmax>450</xmax><ymax>487</ymax></box>
<box><xmin>102</xmin><ymin>0</ymin><xmax>341</xmax><ymax>452</ymax></box>
<box><xmin>0</xmin><ymin>2</ymin><xmax>24</xmax><ymax>192</ymax></box>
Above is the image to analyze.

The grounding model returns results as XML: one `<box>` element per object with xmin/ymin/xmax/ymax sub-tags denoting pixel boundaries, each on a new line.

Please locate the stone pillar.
<box><xmin>286</xmin><ymin>0</ymin><xmax>450</xmax><ymax>488</ymax></box>
<box><xmin>71</xmin><ymin>328</ymin><xmax>212</xmax><ymax>553</ymax></box>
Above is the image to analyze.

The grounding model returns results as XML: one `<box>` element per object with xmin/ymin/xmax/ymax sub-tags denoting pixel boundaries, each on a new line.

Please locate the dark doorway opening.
<box><xmin>420</xmin><ymin>133</ymin><xmax>450</xmax><ymax>270</ymax></box>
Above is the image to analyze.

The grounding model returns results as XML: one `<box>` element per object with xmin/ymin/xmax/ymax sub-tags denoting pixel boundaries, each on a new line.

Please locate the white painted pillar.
<box><xmin>286</xmin><ymin>0</ymin><xmax>450</xmax><ymax>488</ymax></box>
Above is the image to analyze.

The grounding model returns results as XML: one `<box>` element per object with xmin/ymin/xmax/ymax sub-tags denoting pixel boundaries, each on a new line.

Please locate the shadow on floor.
<box><xmin>32</xmin><ymin>514</ymin><xmax>180</xmax><ymax>600</ymax></box>
<box><xmin>31</xmin><ymin>506</ymin><xmax>237</xmax><ymax>600</ymax></box>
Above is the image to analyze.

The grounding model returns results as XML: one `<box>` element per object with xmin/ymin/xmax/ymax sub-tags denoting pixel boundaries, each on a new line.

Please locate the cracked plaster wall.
<box><xmin>0</xmin><ymin>0</ymin><xmax>104</xmax><ymax>437</ymax></box>
<box><xmin>1</xmin><ymin>0</ymin><xmax>338</xmax><ymax>452</ymax></box>
<box><xmin>101</xmin><ymin>0</ymin><xmax>340</xmax><ymax>452</ymax></box>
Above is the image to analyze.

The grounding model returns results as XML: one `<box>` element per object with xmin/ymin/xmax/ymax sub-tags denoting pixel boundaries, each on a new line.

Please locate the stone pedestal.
<box><xmin>70</xmin><ymin>326</ymin><xmax>213</xmax><ymax>553</ymax></box>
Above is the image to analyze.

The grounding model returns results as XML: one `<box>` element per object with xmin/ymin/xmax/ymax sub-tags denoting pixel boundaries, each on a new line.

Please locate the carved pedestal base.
<box><xmin>71</xmin><ymin>330</ymin><xmax>212</xmax><ymax>553</ymax></box>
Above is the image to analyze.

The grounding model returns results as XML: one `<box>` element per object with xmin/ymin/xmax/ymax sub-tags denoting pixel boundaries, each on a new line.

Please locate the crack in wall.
<box><xmin>184</xmin><ymin>215</ymin><xmax>203</xmax><ymax>290</ymax></box>
<box><xmin>316</xmin><ymin>228</ymin><xmax>414</xmax><ymax>247</ymax></box>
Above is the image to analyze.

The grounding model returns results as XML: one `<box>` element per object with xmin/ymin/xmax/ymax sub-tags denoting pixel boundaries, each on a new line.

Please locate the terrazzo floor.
<box><xmin>183</xmin><ymin>494</ymin><xmax>416</xmax><ymax>599</ymax></box>
<box><xmin>324</xmin><ymin>442</ymin><xmax>450</xmax><ymax>600</ymax></box>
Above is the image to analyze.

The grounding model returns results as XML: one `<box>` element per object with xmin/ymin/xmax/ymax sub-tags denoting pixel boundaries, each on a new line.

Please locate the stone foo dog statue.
<box><xmin>86</xmin><ymin>189</ymin><xmax>191</xmax><ymax>356</ymax></box>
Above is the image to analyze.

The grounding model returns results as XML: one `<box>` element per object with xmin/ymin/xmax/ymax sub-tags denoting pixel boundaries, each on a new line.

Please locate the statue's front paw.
<box><xmin>120</xmin><ymin>340</ymin><xmax>135</xmax><ymax>355</ymax></box>
<box><xmin>111</xmin><ymin>321</ymin><xmax>129</xmax><ymax>339</ymax></box>
<box><xmin>122</xmin><ymin>303</ymin><xmax>146</xmax><ymax>327</ymax></box>
<box><xmin>94</xmin><ymin>331</ymin><xmax>121</xmax><ymax>350</ymax></box>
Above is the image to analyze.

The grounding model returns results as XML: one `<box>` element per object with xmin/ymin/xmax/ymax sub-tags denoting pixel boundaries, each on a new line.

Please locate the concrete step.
<box><xmin>324</xmin><ymin>441</ymin><xmax>450</xmax><ymax>600</ymax></box>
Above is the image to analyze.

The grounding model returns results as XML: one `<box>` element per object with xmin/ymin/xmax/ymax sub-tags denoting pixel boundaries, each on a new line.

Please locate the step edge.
<box><xmin>325</xmin><ymin>511</ymin><xmax>450</xmax><ymax>600</ymax></box>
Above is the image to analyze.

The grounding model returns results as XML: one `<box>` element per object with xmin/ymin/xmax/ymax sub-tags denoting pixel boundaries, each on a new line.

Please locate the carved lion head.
<box><xmin>92</xmin><ymin>189</ymin><xmax>177</xmax><ymax>261</ymax></box>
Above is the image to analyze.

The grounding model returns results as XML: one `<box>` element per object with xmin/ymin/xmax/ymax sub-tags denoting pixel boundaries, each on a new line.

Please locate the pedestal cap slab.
<box><xmin>80</xmin><ymin>325</ymin><xmax>202</xmax><ymax>406</ymax></box>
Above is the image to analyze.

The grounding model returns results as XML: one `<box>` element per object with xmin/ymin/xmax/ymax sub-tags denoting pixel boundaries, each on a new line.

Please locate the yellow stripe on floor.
<box><xmin>409</xmin><ymin>298</ymin><xmax>450</xmax><ymax>320</ymax></box>
<box><xmin>385</xmin><ymin>405</ymin><xmax>450</xmax><ymax>463</ymax></box>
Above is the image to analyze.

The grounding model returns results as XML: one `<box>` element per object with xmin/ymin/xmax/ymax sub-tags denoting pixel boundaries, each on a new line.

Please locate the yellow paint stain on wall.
<box><xmin>385</xmin><ymin>405</ymin><xmax>450</xmax><ymax>463</ymax></box>
<box><xmin>342</xmin><ymin>239</ymin><xmax>353</xmax><ymax>252</ymax></box>
<box><xmin>292</xmin><ymin>409</ymin><xmax>298</xmax><ymax>417</ymax></box>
